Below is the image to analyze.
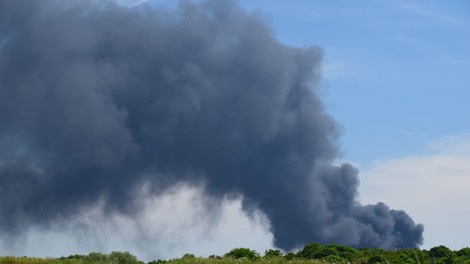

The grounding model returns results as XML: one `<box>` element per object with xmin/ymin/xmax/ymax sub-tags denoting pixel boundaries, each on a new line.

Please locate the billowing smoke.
<box><xmin>0</xmin><ymin>0</ymin><xmax>423</xmax><ymax>252</ymax></box>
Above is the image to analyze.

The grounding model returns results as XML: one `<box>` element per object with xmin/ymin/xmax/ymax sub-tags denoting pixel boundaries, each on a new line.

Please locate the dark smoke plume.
<box><xmin>0</xmin><ymin>0</ymin><xmax>423</xmax><ymax>250</ymax></box>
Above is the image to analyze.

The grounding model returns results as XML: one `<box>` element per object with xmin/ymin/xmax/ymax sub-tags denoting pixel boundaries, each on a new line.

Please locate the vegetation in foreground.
<box><xmin>1</xmin><ymin>243</ymin><xmax>470</xmax><ymax>264</ymax></box>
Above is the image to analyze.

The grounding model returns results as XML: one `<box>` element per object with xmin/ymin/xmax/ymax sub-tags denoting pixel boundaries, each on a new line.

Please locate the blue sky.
<box><xmin>6</xmin><ymin>0</ymin><xmax>468</xmax><ymax>260</ymax></box>
<box><xmin>236</xmin><ymin>0</ymin><xmax>470</xmax><ymax>163</ymax></box>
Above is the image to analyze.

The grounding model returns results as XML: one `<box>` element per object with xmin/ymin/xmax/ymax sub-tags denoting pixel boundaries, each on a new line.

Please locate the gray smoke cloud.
<box><xmin>0</xmin><ymin>0</ymin><xmax>423</xmax><ymax>252</ymax></box>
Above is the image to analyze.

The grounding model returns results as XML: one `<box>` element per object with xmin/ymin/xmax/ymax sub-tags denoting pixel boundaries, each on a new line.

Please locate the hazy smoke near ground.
<box><xmin>0</xmin><ymin>184</ymin><xmax>273</xmax><ymax>261</ymax></box>
<box><xmin>0</xmin><ymin>0</ymin><xmax>423</xmax><ymax>253</ymax></box>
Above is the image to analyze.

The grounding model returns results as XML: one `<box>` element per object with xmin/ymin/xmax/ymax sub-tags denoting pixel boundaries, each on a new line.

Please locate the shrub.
<box><xmin>321</xmin><ymin>255</ymin><xmax>350</xmax><ymax>263</ymax></box>
<box><xmin>458</xmin><ymin>248</ymin><xmax>470</xmax><ymax>258</ymax></box>
<box><xmin>430</xmin><ymin>245</ymin><xmax>452</xmax><ymax>259</ymax></box>
<box><xmin>85</xmin><ymin>252</ymin><xmax>107</xmax><ymax>262</ymax></box>
<box><xmin>224</xmin><ymin>248</ymin><xmax>259</xmax><ymax>260</ymax></box>
<box><xmin>297</xmin><ymin>242</ymin><xmax>322</xmax><ymax>259</ymax></box>
<box><xmin>284</xmin><ymin>252</ymin><xmax>296</xmax><ymax>260</ymax></box>
<box><xmin>264</xmin><ymin>249</ymin><xmax>283</xmax><ymax>258</ymax></box>
<box><xmin>181</xmin><ymin>253</ymin><xmax>195</xmax><ymax>259</ymax></box>
<box><xmin>108</xmin><ymin>251</ymin><xmax>143</xmax><ymax>264</ymax></box>
<box><xmin>60</xmin><ymin>254</ymin><xmax>86</xmax><ymax>260</ymax></box>
<box><xmin>367</xmin><ymin>255</ymin><xmax>385</xmax><ymax>264</ymax></box>
<box><xmin>327</xmin><ymin>244</ymin><xmax>357</xmax><ymax>260</ymax></box>
<box><xmin>315</xmin><ymin>247</ymin><xmax>339</xmax><ymax>259</ymax></box>
<box><xmin>148</xmin><ymin>260</ymin><xmax>167</xmax><ymax>264</ymax></box>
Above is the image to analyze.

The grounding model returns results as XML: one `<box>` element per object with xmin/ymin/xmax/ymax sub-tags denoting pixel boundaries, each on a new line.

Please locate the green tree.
<box><xmin>297</xmin><ymin>242</ymin><xmax>323</xmax><ymax>259</ymax></box>
<box><xmin>147</xmin><ymin>260</ymin><xmax>167</xmax><ymax>264</ymax></box>
<box><xmin>368</xmin><ymin>254</ymin><xmax>385</xmax><ymax>264</ymax></box>
<box><xmin>327</xmin><ymin>244</ymin><xmax>357</xmax><ymax>260</ymax></box>
<box><xmin>224</xmin><ymin>248</ymin><xmax>259</xmax><ymax>260</ymax></box>
<box><xmin>181</xmin><ymin>253</ymin><xmax>196</xmax><ymax>259</ymax></box>
<box><xmin>264</xmin><ymin>249</ymin><xmax>283</xmax><ymax>258</ymax></box>
<box><xmin>84</xmin><ymin>252</ymin><xmax>107</xmax><ymax>262</ymax></box>
<box><xmin>316</xmin><ymin>247</ymin><xmax>339</xmax><ymax>259</ymax></box>
<box><xmin>321</xmin><ymin>255</ymin><xmax>350</xmax><ymax>263</ymax></box>
<box><xmin>284</xmin><ymin>252</ymin><xmax>296</xmax><ymax>260</ymax></box>
<box><xmin>394</xmin><ymin>249</ymin><xmax>423</xmax><ymax>264</ymax></box>
<box><xmin>430</xmin><ymin>245</ymin><xmax>452</xmax><ymax>259</ymax></box>
<box><xmin>458</xmin><ymin>248</ymin><xmax>470</xmax><ymax>258</ymax></box>
<box><xmin>108</xmin><ymin>251</ymin><xmax>143</xmax><ymax>264</ymax></box>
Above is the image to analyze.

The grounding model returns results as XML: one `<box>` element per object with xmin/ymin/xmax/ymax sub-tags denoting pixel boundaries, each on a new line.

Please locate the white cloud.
<box><xmin>358</xmin><ymin>134</ymin><xmax>470</xmax><ymax>250</ymax></box>
<box><xmin>0</xmin><ymin>183</ymin><xmax>273</xmax><ymax>262</ymax></box>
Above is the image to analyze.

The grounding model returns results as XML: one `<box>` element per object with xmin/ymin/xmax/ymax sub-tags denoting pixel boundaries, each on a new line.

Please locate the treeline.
<box><xmin>1</xmin><ymin>244</ymin><xmax>470</xmax><ymax>264</ymax></box>
<box><xmin>152</xmin><ymin>244</ymin><xmax>470</xmax><ymax>264</ymax></box>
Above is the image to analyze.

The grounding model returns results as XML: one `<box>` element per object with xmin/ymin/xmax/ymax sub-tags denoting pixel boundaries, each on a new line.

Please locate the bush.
<box><xmin>458</xmin><ymin>248</ymin><xmax>470</xmax><ymax>258</ymax></box>
<box><xmin>367</xmin><ymin>255</ymin><xmax>385</xmax><ymax>264</ymax></box>
<box><xmin>327</xmin><ymin>244</ymin><xmax>357</xmax><ymax>260</ymax></box>
<box><xmin>430</xmin><ymin>245</ymin><xmax>452</xmax><ymax>259</ymax></box>
<box><xmin>297</xmin><ymin>242</ymin><xmax>322</xmax><ymax>259</ymax></box>
<box><xmin>316</xmin><ymin>247</ymin><xmax>339</xmax><ymax>259</ymax></box>
<box><xmin>148</xmin><ymin>259</ymin><xmax>168</xmax><ymax>264</ymax></box>
<box><xmin>148</xmin><ymin>260</ymin><xmax>167</xmax><ymax>264</ymax></box>
<box><xmin>321</xmin><ymin>255</ymin><xmax>350</xmax><ymax>263</ymax></box>
<box><xmin>108</xmin><ymin>251</ymin><xmax>143</xmax><ymax>264</ymax></box>
<box><xmin>297</xmin><ymin>242</ymin><xmax>352</xmax><ymax>260</ymax></box>
<box><xmin>264</xmin><ymin>249</ymin><xmax>282</xmax><ymax>258</ymax></box>
<box><xmin>85</xmin><ymin>252</ymin><xmax>107</xmax><ymax>262</ymax></box>
<box><xmin>181</xmin><ymin>253</ymin><xmax>195</xmax><ymax>259</ymax></box>
<box><xmin>60</xmin><ymin>254</ymin><xmax>86</xmax><ymax>260</ymax></box>
<box><xmin>224</xmin><ymin>248</ymin><xmax>259</xmax><ymax>260</ymax></box>
<box><xmin>284</xmin><ymin>252</ymin><xmax>296</xmax><ymax>260</ymax></box>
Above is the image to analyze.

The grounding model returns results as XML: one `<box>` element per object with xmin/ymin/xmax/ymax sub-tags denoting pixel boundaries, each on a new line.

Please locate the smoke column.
<box><xmin>0</xmin><ymin>0</ymin><xmax>423</xmax><ymax>251</ymax></box>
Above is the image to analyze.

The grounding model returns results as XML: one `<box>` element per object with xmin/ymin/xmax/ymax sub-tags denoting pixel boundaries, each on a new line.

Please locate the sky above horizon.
<box><xmin>233</xmin><ymin>0</ymin><xmax>470</xmax><ymax>251</ymax></box>
<box><xmin>130</xmin><ymin>0</ymin><xmax>470</xmax><ymax>251</ymax></box>
<box><xmin>1</xmin><ymin>0</ymin><xmax>469</xmax><ymax>261</ymax></box>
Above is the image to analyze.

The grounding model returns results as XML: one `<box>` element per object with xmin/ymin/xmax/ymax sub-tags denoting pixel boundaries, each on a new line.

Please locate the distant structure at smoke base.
<box><xmin>0</xmin><ymin>0</ymin><xmax>423</xmax><ymax>250</ymax></box>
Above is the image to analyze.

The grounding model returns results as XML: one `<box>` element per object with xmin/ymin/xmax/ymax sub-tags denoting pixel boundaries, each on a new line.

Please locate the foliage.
<box><xmin>264</xmin><ymin>249</ymin><xmax>283</xmax><ymax>258</ymax></box>
<box><xmin>0</xmin><ymin>252</ymin><xmax>144</xmax><ymax>264</ymax></box>
<box><xmin>284</xmin><ymin>252</ymin><xmax>297</xmax><ymax>260</ymax></box>
<box><xmin>429</xmin><ymin>245</ymin><xmax>452</xmax><ymax>259</ymax></box>
<box><xmin>458</xmin><ymin>248</ymin><xmax>470</xmax><ymax>257</ymax></box>
<box><xmin>3</xmin><ymin>243</ymin><xmax>470</xmax><ymax>264</ymax></box>
<box><xmin>320</xmin><ymin>255</ymin><xmax>349</xmax><ymax>263</ymax></box>
<box><xmin>181</xmin><ymin>254</ymin><xmax>196</xmax><ymax>259</ymax></box>
<box><xmin>148</xmin><ymin>260</ymin><xmax>167</xmax><ymax>264</ymax></box>
<box><xmin>224</xmin><ymin>248</ymin><xmax>260</xmax><ymax>260</ymax></box>
<box><xmin>297</xmin><ymin>242</ymin><xmax>323</xmax><ymax>259</ymax></box>
<box><xmin>108</xmin><ymin>251</ymin><xmax>144</xmax><ymax>264</ymax></box>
